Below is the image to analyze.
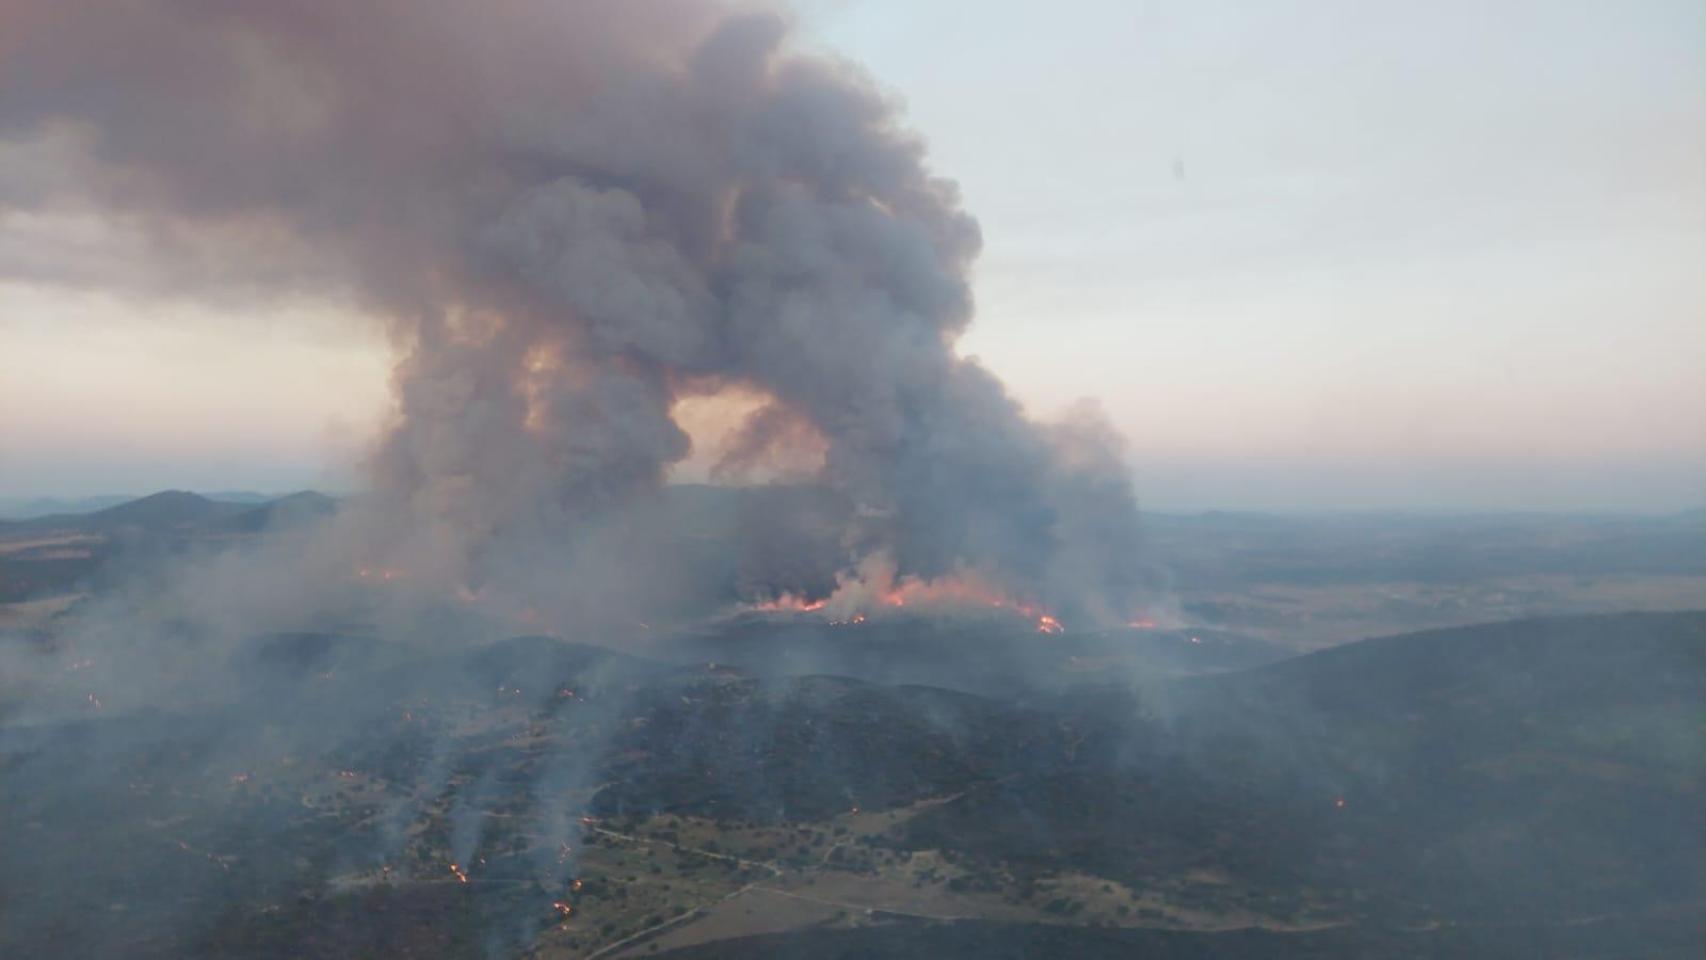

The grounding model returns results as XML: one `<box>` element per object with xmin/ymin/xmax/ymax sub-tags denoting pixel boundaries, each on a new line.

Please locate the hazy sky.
<box><xmin>2</xmin><ymin>0</ymin><xmax>1702</xmax><ymax>510</ymax></box>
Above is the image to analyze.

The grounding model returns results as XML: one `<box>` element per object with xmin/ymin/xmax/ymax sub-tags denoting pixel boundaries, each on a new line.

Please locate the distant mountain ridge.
<box><xmin>7</xmin><ymin>485</ymin><xmax>1699</xmax><ymax>524</ymax></box>
<box><xmin>0</xmin><ymin>494</ymin><xmax>137</xmax><ymax>520</ymax></box>
<box><xmin>0</xmin><ymin>490</ymin><xmax>337</xmax><ymax>535</ymax></box>
<box><xmin>0</xmin><ymin>490</ymin><xmax>241</xmax><ymax>535</ymax></box>
<box><xmin>218</xmin><ymin>491</ymin><xmax>340</xmax><ymax>533</ymax></box>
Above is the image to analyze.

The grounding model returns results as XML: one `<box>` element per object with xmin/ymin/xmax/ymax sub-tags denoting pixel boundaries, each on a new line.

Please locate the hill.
<box><xmin>218</xmin><ymin>491</ymin><xmax>339</xmax><ymax>533</ymax></box>
<box><xmin>0</xmin><ymin>494</ymin><xmax>136</xmax><ymax>520</ymax></box>
<box><xmin>0</xmin><ymin>491</ymin><xmax>344</xmax><ymax>602</ymax></box>
<box><xmin>0</xmin><ymin>490</ymin><xmax>324</xmax><ymax>537</ymax></box>
<box><xmin>3</xmin><ymin>612</ymin><xmax>1701</xmax><ymax>958</ymax></box>
<box><xmin>891</xmin><ymin>612</ymin><xmax>1706</xmax><ymax>927</ymax></box>
<box><xmin>4</xmin><ymin>490</ymin><xmax>248</xmax><ymax>535</ymax></box>
<box><xmin>651</xmin><ymin>912</ymin><xmax>1704</xmax><ymax>960</ymax></box>
<box><xmin>645</xmin><ymin>615</ymin><xmax>1289</xmax><ymax>697</ymax></box>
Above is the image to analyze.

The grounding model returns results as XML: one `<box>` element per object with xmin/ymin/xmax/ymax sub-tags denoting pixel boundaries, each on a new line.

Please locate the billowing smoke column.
<box><xmin>0</xmin><ymin>0</ymin><xmax>1148</xmax><ymax>624</ymax></box>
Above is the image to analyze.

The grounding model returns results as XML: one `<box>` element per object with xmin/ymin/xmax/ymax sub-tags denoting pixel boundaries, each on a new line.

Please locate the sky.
<box><xmin>1</xmin><ymin>0</ymin><xmax>1703</xmax><ymax>511</ymax></box>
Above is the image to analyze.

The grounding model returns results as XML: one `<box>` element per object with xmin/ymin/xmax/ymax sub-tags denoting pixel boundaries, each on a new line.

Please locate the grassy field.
<box><xmin>515</xmin><ymin>802</ymin><xmax>1348</xmax><ymax>958</ymax></box>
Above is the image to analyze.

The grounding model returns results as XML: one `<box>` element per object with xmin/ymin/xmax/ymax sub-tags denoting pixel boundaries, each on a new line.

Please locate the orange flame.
<box><xmin>450</xmin><ymin>863</ymin><xmax>470</xmax><ymax>884</ymax></box>
<box><xmin>747</xmin><ymin>565</ymin><xmax>1068</xmax><ymax>636</ymax></box>
<box><xmin>749</xmin><ymin>592</ymin><xmax>827</xmax><ymax>613</ymax></box>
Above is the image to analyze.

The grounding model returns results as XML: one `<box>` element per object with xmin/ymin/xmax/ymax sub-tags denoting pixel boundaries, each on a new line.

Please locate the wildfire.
<box><xmin>86</xmin><ymin>693</ymin><xmax>102</xmax><ymax>710</ymax></box>
<box><xmin>1127</xmin><ymin>618</ymin><xmax>1158</xmax><ymax>630</ymax></box>
<box><xmin>551</xmin><ymin>900</ymin><xmax>573</xmax><ymax>917</ymax></box>
<box><xmin>879</xmin><ymin>575</ymin><xmax>1040</xmax><ymax>617</ymax></box>
<box><xmin>449</xmin><ymin>863</ymin><xmax>470</xmax><ymax>884</ymax></box>
<box><xmin>749</xmin><ymin>592</ymin><xmax>827</xmax><ymax>613</ymax></box>
<box><xmin>748</xmin><ymin>570</ymin><xmax>1070</xmax><ymax>636</ymax></box>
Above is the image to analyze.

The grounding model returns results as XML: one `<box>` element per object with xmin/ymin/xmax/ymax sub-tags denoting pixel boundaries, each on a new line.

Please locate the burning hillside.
<box><xmin>743</xmin><ymin>559</ymin><xmax>1071</xmax><ymax>635</ymax></box>
<box><xmin>0</xmin><ymin>0</ymin><xmax>1155</xmax><ymax>634</ymax></box>
<box><xmin>0</xmin><ymin>3</ymin><xmax>1160</xmax><ymax>956</ymax></box>
<box><xmin>1</xmin><ymin>3</ymin><xmax>1700</xmax><ymax>959</ymax></box>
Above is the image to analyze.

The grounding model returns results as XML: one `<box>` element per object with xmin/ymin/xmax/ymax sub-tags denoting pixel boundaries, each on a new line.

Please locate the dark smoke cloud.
<box><xmin>0</xmin><ymin>0</ymin><xmax>1151</xmax><ymax>623</ymax></box>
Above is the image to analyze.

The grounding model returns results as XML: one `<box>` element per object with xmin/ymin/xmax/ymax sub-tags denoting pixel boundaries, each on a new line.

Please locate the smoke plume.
<box><xmin>0</xmin><ymin>0</ymin><xmax>1150</xmax><ymax>624</ymax></box>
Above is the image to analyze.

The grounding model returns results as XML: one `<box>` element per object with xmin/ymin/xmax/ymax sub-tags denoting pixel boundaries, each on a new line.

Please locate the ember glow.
<box><xmin>354</xmin><ymin>567</ymin><xmax>408</xmax><ymax>583</ymax></box>
<box><xmin>749</xmin><ymin>593</ymin><xmax>828</xmax><ymax>614</ymax></box>
<box><xmin>449</xmin><ymin>863</ymin><xmax>470</xmax><ymax>884</ymax></box>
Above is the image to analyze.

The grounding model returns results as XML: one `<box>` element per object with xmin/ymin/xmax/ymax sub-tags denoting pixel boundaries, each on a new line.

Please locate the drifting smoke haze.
<box><xmin>4</xmin><ymin>7</ymin><xmax>1703</xmax><ymax>959</ymax></box>
<box><xmin>0</xmin><ymin>7</ymin><xmax>1160</xmax><ymax>954</ymax></box>
<box><xmin>0</xmin><ymin>0</ymin><xmax>1152</xmax><ymax>630</ymax></box>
